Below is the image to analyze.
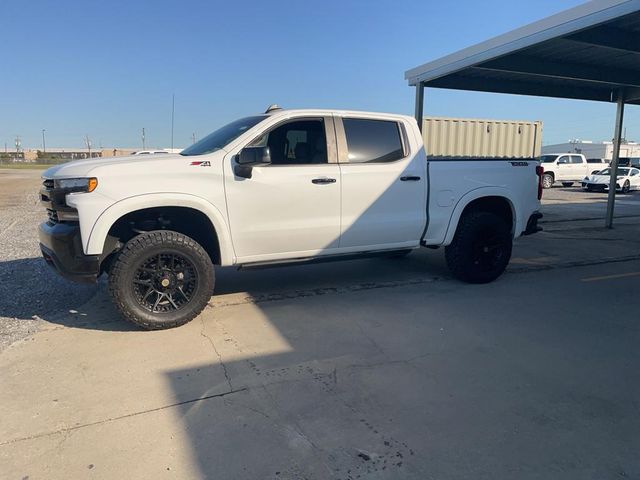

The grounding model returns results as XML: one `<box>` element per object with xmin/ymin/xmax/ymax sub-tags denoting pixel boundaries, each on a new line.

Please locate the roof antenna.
<box><xmin>265</xmin><ymin>104</ymin><xmax>282</xmax><ymax>113</ymax></box>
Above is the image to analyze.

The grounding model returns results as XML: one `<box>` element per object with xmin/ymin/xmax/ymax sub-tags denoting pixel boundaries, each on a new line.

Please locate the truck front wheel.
<box><xmin>108</xmin><ymin>230</ymin><xmax>215</xmax><ymax>329</ymax></box>
<box><xmin>445</xmin><ymin>211</ymin><xmax>512</xmax><ymax>284</ymax></box>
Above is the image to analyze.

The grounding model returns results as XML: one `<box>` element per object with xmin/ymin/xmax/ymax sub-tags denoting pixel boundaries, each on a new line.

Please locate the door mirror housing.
<box><xmin>237</xmin><ymin>146</ymin><xmax>271</xmax><ymax>165</ymax></box>
<box><xmin>234</xmin><ymin>146</ymin><xmax>271</xmax><ymax>179</ymax></box>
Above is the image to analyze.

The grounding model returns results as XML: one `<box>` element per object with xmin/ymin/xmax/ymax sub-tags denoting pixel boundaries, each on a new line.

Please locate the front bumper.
<box><xmin>523</xmin><ymin>211</ymin><xmax>543</xmax><ymax>236</ymax></box>
<box><xmin>39</xmin><ymin>221</ymin><xmax>100</xmax><ymax>283</ymax></box>
<box><xmin>582</xmin><ymin>182</ymin><xmax>620</xmax><ymax>191</ymax></box>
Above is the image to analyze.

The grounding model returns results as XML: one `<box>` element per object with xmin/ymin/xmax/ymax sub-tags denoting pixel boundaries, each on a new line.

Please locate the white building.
<box><xmin>542</xmin><ymin>140</ymin><xmax>640</xmax><ymax>160</ymax></box>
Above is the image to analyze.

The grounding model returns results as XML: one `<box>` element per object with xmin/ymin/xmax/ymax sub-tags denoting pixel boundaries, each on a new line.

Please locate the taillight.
<box><xmin>536</xmin><ymin>165</ymin><xmax>544</xmax><ymax>200</ymax></box>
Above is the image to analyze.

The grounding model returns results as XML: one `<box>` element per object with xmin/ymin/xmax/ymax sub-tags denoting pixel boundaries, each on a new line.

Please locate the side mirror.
<box><xmin>234</xmin><ymin>146</ymin><xmax>271</xmax><ymax>179</ymax></box>
<box><xmin>237</xmin><ymin>146</ymin><xmax>271</xmax><ymax>165</ymax></box>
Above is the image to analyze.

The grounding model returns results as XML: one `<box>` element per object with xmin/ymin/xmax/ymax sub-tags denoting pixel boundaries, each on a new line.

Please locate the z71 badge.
<box><xmin>189</xmin><ymin>161</ymin><xmax>211</xmax><ymax>167</ymax></box>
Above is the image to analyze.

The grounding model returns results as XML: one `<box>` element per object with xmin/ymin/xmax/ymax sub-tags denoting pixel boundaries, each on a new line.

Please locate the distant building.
<box><xmin>542</xmin><ymin>140</ymin><xmax>640</xmax><ymax>159</ymax></box>
<box><xmin>23</xmin><ymin>148</ymin><xmax>104</xmax><ymax>162</ymax></box>
<box><xmin>19</xmin><ymin>147</ymin><xmax>178</xmax><ymax>162</ymax></box>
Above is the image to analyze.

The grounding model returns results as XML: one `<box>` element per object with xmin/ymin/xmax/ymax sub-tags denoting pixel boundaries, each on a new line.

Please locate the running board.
<box><xmin>237</xmin><ymin>249</ymin><xmax>415</xmax><ymax>270</ymax></box>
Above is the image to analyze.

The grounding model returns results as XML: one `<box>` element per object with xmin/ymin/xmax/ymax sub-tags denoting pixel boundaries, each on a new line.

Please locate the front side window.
<box><xmin>558</xmin><ymin>156</ymin><xmax>570</xmax><ymax>164</ymax></box>
<box><xmin>181</xmin><ymin>115</ymin><xmax>267</xmax><ymax>156</ymax></box>
<box><xmin>249</xmin><ymin>119</ymin><xmax>327</xmax><ymax>165</ymax></box>
<box><xmin>343</xmin><ymin>118</ymin><xmax>403</xmax><ymax>163</ymax></box>
<box><xmin>539</xmin><ymin>155</ymin><xmax>558</xmax><ymax>163</ymax></box>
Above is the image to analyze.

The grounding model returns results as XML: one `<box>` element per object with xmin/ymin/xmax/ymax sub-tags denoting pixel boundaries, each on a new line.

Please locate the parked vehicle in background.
<box><xmin>618</xmin><ymin>157</ymin><xmax>640</xmax><ymax>168</ymax></box>
<box><xmin>586</xmin><ymin>157</ymin><xmax>610</xmax><ymax>172</ymax></box>
<box><xmin>132</xmin><ymin>150</ymin><xmax>170</xmax><ymax>155</ymax></box>
<box><xmin>538</xmin><ymin>153</ymin><xmax>590</xmax><ymax>188</ymax></box>
<box><xmin>38</xmin><ymin>107</ymin><xmax>542</xmax><ymax>330</ymax></box>
<box><xmin>582</xmin><ymin>167</ymin><xmax>640</xmax><ymax>193</ymax></box>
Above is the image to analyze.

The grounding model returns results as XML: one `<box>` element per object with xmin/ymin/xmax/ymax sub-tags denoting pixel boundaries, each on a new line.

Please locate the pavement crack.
<box><xmin>200</xmin><ymin>317</ymin><xmax>234</xmax><ymax>391</ymax></box>
<box><xmin>342</xmin><ymin>353</ymin><xmax>431</xmax><ymax>371</ymax></box>
<box><xmin>354</xmin><ymin>320</ymin><xmax>386</xmax><ymax>356</ymax></box>
<box><xmin>0</xmin><ymin>387</ymin><xmax>247</xmax><ymax>448</ymax></box>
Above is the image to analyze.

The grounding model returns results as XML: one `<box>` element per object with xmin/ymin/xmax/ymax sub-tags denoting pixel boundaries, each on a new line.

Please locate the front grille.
<box><xmin>47</xmin><ymin>209</ymin><xmax>59</xmax><ymax>224</ymax></box>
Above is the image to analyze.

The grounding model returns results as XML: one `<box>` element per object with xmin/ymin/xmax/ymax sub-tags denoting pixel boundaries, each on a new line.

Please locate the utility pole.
<box><xmin>84</xmin><ymin>134</ymin><xmax>92</xmax><ymax>158</ymax></box>
<box><xmin>192</xmin><ymin>132</ymin><xmax>196</xmax><ymax>144</ymax></box>
<box><xmin>15</xmin><ymin>136</ymin><xmax>21</xmax><ymax>153</ymax></box>
<box><xmin>171</xmin><ymin>93</ymin><xmax>175</xmax><ymax>150</ymax></box>
<box><xmin>42</xmin><ymin>129</ymin><xmax>46</xmax><ymax>153</ymax></box>
<box><xmin>142</xmin><ymin>127</ymin><xmax>146</xmax><ymax>149</ymax></box>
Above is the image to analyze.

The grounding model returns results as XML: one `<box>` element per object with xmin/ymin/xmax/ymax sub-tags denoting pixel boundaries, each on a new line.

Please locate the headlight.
<box><xmin>53</xmin><ymin>177</ymin><xmax>98</xmax><ymax>193</ymax></box>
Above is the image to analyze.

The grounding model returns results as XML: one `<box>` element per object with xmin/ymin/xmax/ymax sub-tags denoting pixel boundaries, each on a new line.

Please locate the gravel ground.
<box><xmin>0</xmin><ymin>169</ymin><xmax>98</xmax><ymax>352</ymax></box>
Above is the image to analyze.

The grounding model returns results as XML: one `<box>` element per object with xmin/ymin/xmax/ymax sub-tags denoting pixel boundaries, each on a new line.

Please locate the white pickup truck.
<box><xmin>39</xmin><ymin>107</ymin><xmax>543</xmax><ymax>329</ymax></box>
<box><xmin>538</xmin><ymin>153</ymin><xmax>601</xmax><ymax>188</ymax></box>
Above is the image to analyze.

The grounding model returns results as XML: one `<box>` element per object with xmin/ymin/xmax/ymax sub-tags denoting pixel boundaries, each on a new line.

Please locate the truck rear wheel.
<box><xmin>108</xmin><ymin>230</ymin><xmax>214</xmax><ymax>330</ymax></box>
<box><xmin>445</xmin><ymin>211</ymin><xmax>512</xmax><ymax>284</ymax></box>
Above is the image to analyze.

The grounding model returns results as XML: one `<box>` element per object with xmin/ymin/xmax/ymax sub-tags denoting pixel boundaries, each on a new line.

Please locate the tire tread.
<box><xmin>108</xmin><ymin>230</ymin><xmax>214</xmax><ymax>330</ymax></box>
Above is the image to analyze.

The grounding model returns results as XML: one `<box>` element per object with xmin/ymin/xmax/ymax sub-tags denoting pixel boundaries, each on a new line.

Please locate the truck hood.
<box><xmin>43</xmin><ymin>154</ymin><xmax>185</xmax><ymax>178</ymax></box>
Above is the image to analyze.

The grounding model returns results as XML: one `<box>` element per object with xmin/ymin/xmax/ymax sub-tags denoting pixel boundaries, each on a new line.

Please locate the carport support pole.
<box><xmin>605</xmin><ymin>93</ymin><xmax>625</xmax><ymax>229</ymax></box>
<box><xmin>415</xmin><ymin>82</ymin><xmax>424</xmax><ymax>132</ymax></box>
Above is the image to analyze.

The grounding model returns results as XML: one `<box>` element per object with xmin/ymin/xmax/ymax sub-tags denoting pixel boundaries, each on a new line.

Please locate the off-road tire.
<box><xmin>109</xmin><ymin>230</ymin><xmax>214</xmax><ymax>330</ymax></box>
<box><xmin>542</xmin><ymin>173</ymin><xmax>554</xmax><ymax>189</ymax></box>
<box><xmin>445</xmin><ymin>211</ymin><xmax>512</xmax><ymax>284</ymax></box>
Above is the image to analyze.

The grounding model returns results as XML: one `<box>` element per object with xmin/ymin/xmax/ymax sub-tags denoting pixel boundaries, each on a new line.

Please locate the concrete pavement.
<box><xmin>2</xmin><ymin>250</ymin><xmax>640</xmax><ymax>478</ymax></box>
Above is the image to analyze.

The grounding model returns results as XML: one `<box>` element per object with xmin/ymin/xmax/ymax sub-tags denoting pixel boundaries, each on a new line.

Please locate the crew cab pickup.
<box><xmin>538</xmin><ymin>153</ymin><xmax>597</xmax><ymax>188</ymax></box>
<box><xmin>39</xmin><ymin>107</ymin><xmax>543</xmax><ymax>329</ymax></box>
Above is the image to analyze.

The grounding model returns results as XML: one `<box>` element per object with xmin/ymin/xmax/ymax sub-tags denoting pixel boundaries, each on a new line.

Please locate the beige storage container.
<box><xmin>422</xmin><ymin>116</ymin><xmax>542</xmax><ymax>158</ymax></box>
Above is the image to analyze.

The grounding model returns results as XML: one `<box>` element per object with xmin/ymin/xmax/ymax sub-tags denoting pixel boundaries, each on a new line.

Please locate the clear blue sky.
<box><xmin>2</xmin><ymin>0</ymin><xmax>639</xmax><ymax>150</ymax></box>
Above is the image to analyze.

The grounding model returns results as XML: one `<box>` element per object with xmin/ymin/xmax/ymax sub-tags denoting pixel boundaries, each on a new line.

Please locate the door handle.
<box><xmin>400</xmin><ymin>176</ymin><xmax>421</xmax><ymax>181</ymax></box>
<box><xmin>312</xmin><ymin>178</ymin><xmax>336</xmax><ymax>184</ymax></box>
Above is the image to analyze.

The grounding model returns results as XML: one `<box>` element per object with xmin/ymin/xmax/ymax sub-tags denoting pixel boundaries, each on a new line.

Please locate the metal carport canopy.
<box><xmin>405</xmin><ymin>0</ymin><xmax>640</xmax><ymax>228</ymax></box>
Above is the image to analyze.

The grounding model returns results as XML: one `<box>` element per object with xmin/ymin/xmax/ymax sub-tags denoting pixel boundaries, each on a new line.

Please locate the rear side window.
<box><xmin>343</xmin><ymin>118</ymin><xmax>404</xmax><ymax>163</ymax></box>
<box><xmin>571</xmin><ymin>155</ymin><xmax>584</xmax><ymax>164</ymax></box>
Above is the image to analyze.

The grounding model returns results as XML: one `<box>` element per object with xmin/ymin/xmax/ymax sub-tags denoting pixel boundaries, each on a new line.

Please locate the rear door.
<box><xmin>334</xmin><ymin>115</ymin><xmax>426</xmax><ymax>249</ymax></box>
<box><xmin>571</xmin><ymin>155</ymin><xmax>588</xmax><ymax>179</ymax></box>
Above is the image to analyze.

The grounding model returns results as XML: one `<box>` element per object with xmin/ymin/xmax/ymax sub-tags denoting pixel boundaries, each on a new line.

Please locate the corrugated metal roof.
<box><xmin>405</xmin><ymin>0</ymin><xmax>640</xmax><ymax>105</ymax></box>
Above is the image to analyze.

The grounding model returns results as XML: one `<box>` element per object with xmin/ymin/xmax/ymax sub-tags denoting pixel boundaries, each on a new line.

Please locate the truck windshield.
<box><xmin>539</xmin><ymin>155</ymin><xmax>559</xmax><ymax>163</ymax></box>
<box><xmin>181</xmin><ymin>116</ymin><xmax>267</xmax><ymax>156</ymax></box>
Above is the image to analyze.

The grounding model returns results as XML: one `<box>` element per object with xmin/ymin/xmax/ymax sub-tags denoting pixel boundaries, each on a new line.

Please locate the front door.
<box><xmin>224</xmin><ymin>117</ymin><xmax>341</xmax><ymax>263</ymax></box>
<box><xmin>556</xmin><ymin>154</ymin><xmax>571</xmax><ymax>180</ymax></box>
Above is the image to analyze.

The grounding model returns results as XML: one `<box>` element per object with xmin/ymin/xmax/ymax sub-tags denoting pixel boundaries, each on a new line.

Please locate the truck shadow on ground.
<box><xmin>0</xmin><ymin>257</ymin><xmax>98</xmax><ymax>321</ymax></box>
<box><xmin>0</xmin><ymin>250</ymin><xmax>450</xmax><ymax>332</ymax></box>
